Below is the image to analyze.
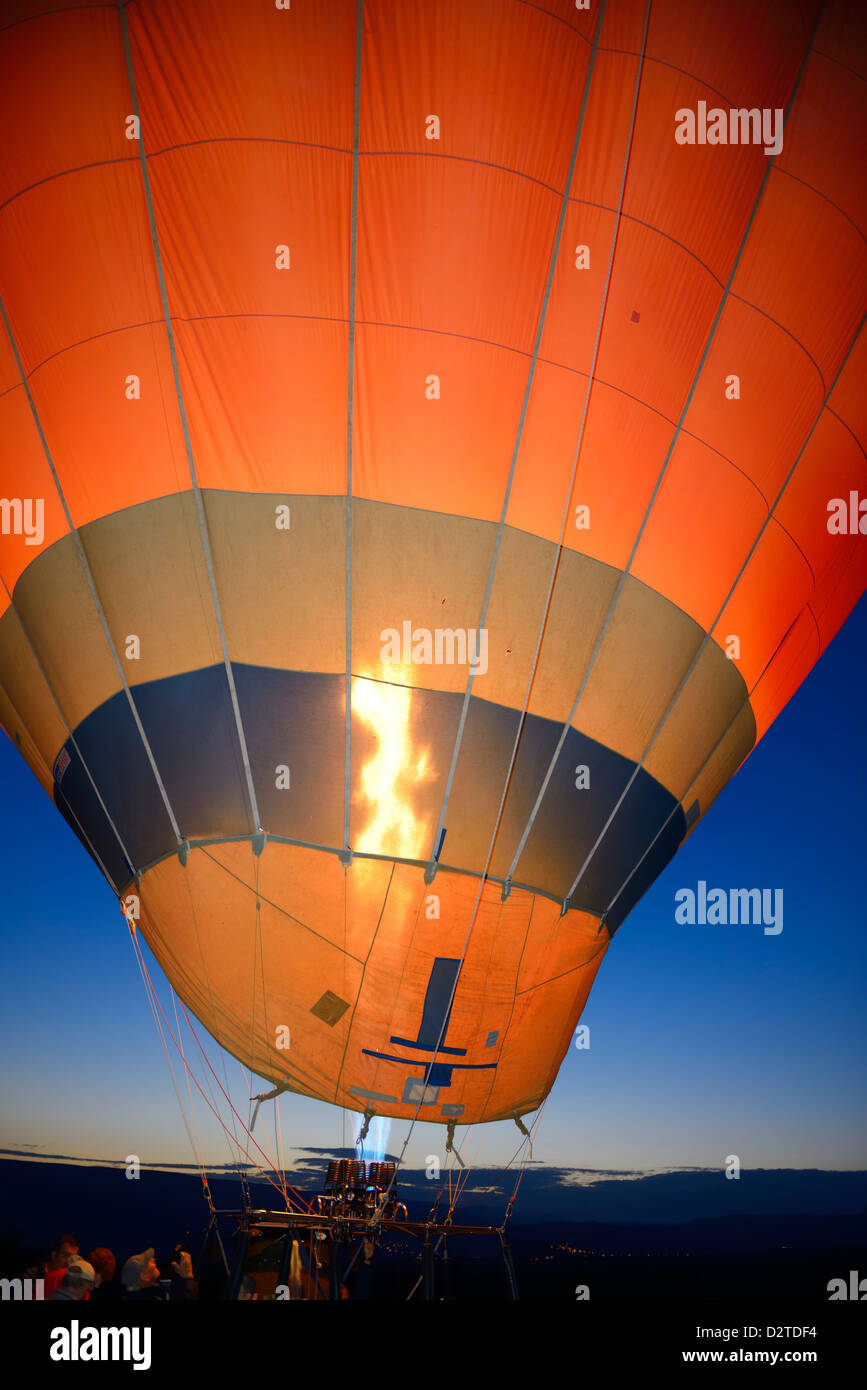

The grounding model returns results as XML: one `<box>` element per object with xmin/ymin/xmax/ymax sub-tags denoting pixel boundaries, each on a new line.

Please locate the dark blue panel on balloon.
<box><xmin>53</xmin><ymin>665</ymin><xmax>686</xmax><ymax>932</ymax></box>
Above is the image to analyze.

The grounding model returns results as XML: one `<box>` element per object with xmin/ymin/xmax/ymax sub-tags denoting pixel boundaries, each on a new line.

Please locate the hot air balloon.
<box><xmin>0</xmin><ymin>0</ymin><xmax>865</xmax><ymax>1140</ymax></box>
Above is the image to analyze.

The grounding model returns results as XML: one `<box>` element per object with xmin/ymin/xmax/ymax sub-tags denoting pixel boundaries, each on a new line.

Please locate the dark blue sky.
<box><xmin>1</xmin><ymin>597</ymin><xmax>865</xmax><ymax>1176</ymax></box>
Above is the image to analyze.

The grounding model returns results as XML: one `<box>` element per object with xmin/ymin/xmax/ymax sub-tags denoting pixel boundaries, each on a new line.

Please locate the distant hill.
<box><xmin>1</xmin><ymin>1153</ymin><xmax>864</xmax><ymax>1257</ymax></box>
<box><xmin>1</xmin><ymin>1156</ymin><xmax>864</xmax><ymax>1300</ymax></box>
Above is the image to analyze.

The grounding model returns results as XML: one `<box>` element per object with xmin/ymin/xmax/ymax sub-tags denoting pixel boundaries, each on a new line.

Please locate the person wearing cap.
<box><xmin>121</xmin><ymin>1248</ymin><xmax>164</xmax><ymax>1301</ymax></box>
<box><xmin>48</xmin><ymin>1256</ymin><xmax>95</xmax><ymax>1301</ymax></box>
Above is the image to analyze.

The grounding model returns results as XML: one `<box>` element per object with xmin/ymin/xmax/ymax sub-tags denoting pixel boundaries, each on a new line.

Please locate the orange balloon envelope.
<box><xmin>0</xmin><ymin>0</ymin><xmax>865</xmax><ymax>1125</ymax></box>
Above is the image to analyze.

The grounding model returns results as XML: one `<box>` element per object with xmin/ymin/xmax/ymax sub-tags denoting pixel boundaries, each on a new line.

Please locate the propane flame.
<box><xmin>349</xmin><ymin>1111</ymin><xmax>392</xmax><ymax>1164</ymax></box>
<box><xmin>352</xmin><ymin>677</ymin><xmax>434</xmax><ymax>858</ymax></box>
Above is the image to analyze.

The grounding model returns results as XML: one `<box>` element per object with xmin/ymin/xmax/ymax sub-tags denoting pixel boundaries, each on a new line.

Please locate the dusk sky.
<box><xmin>1</xmin><ymin>594</ymin><xmax>864</xmax><ymax>1182</ymax></box>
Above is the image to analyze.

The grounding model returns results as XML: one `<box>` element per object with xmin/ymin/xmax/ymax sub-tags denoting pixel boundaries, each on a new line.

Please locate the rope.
<box><xmin>118</xmin><ymin>0</ymin><xmax>261</xmax><ymax>833</ymax></box>
<box><xmin>508</xmin><ymin>1</ymin><xmax>831</xmax><ymax>890</ymax></box>
<box><xmin>124</xmin><ymin>914</ymin><xmax>201</xmax><ymax>1172</ymax></box>
<box><xmin>132</xmin><ymin>934</ymin><xmax>291</xmax><ymax>1204</ymax></box>
<box><xmin>169</xmin><ymin>983</ymin><xmax>209</xmax><ymax>1190</ymax></box>
<box><xmin>0</xmin><ymin>348</ymin><xmax>182</xmax><ymax>863</ymax></box>
<box><xmin>180</xmin><ymin>865</ymin><xmax>252</xmax><ymax>1189</ymax></box>
<box><xmin>367</xmin><ymin>0</ymin><xmax>649</xmax><ymax>1214</ymax></box>
<box><xmin>566</xmin><ymin>318</ymin><xmax>866</xmax><ymax>908</ymax></box>
<box><xmin>502</xmin><ymin>1104</ymin><xmax>547</xmax><ymax>1223</ymax></box>
<box><xmin>343</xmin><ymin>0</ymin><xmax>364</xmax><ymax>854</ymax></box>
<box><xmin>424</xmin><ymin>0</ymin><xmax>612</xmax><ymax>876</ymax></box>
<box><xmin>179</xmin><ymin>1000</ymin><xmax>314</xmax><ymax>1211</ymax></box>
<box><xmin>125</xmin><ymin>914</ymin><xmax>300</xmax><ymax>1207</ymax></box>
